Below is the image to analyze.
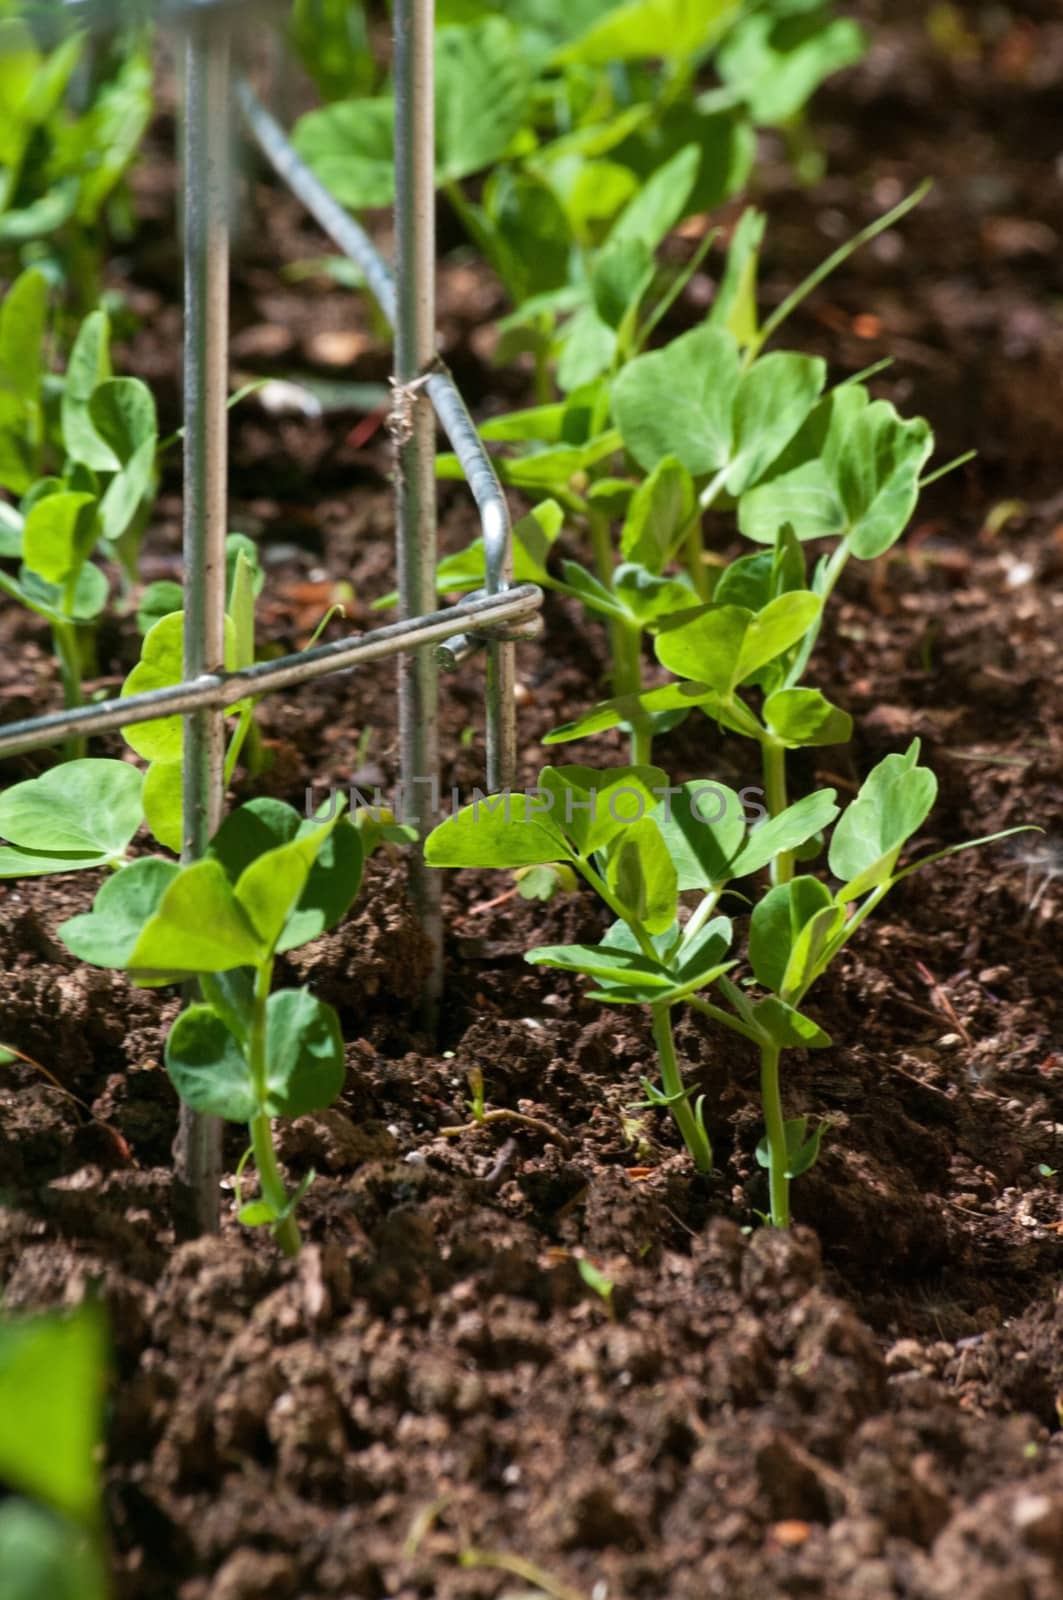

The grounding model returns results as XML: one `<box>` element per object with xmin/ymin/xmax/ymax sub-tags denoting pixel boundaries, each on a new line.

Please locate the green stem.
<box><xmin>762</xmin><ymin>739</ymin><xmax>792</xmax><ymax>884</ymax></box>
<box><xmin>575</xmin><ymin>858</ymin><xmax>659</xmax><ymax>964</ymax></box>
<box><xmin>52</xmin><ymin>620</ymin><xmax>86</xmax><ymax>760</ymax></box>
<box><xmin>247</xmin><ymin>960</ymin><xmax>299</xmax><ymax>1257</ymax></box>
<box><xmin>685</xmin><ymin>993</ymin><xmax>763</xmax><ymax>1047</ymax></box>
<box><xmin>224</xmin><ymin>702</ymin><xmax>255</xmax><ymax>787</ymax></box>
<box><xmin>759</xmin><ymin>1038</ymin><xmax>790</xmax><ymax>1227</ymax></box>
<box><xmin>614</xmin><ymin>620</ymin><xmax>652</xmax><ymax>765</ymax></box>
<box><xmin>651</xmin><ymin>1001</ymin><xmax>712</xmax><ymax>1173</ymax></box>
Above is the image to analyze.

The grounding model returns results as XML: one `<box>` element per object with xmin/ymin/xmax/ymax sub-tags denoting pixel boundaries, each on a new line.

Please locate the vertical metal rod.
<box><xmin>393</xmin><ymin>0</ymin><xmax>442</xmax><ymax>1005</ymax></box>
<box><xmin>173</xmin><ymin>11</ymin><xmax>230</xmax><ymax>1236</ymax></box>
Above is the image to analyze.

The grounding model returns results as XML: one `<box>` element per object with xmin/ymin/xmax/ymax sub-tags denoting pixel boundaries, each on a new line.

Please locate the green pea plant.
<box><xmin>0</xmin><ymin>3</ymin><xmax>152</xmax><ymax>309</ymax></box>
<box><xmin>0</xmin><ymin>1301</ymin><xmax>108</xmax><ymax>1600</ymax></box>
<box><xmin>43</xmin><ymin>794</ymin><xmax>366</xmax><ymax>1255</ymax></box>
<box><xmin>426</xmin><ymin>191</ymin><xmax>964</xmax><ymax>788</ymax></box>
<box><xmin>0</xmin><ymin>270</ymin><xmax>159</xmax><ymax>754</ymax></box>
<box><xmin>291</xmin><ymin>2</ymin><xmax>864</xmax><ymax>393</ymax></box>
<box><xmin>119</xmin><ymin>535</ymin><xmax>273</xmax><ymax>853</ymax></box>
<box><xmin>425</xmin><ymin>754</ymin><xmax>1028</xmax><ymax>1226</ymax></box>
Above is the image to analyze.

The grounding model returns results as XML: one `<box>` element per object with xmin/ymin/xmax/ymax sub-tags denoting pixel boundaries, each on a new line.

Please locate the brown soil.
<box><xmin>1</xmin><ymin>4</ymin><xmax>1062</xmax><ymax>1598</ymax></box>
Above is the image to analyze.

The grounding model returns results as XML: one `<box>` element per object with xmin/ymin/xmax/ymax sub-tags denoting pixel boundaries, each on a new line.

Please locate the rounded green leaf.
<box><xmin>828</xmin><ymin>740</ymin><xmax>937</xmax><ymax>899</ymax></box>
<box><xmin>59</xmin><ymin>857</ymin><xmax>181</xmax><ymax>969</ymax></box>
<box><xmin>0</xmin><ymin>1304</ymin><xmax>105</xmax><ymax>1524</ymax></box>
<box><xmin>87</xmin><ymin>377</ymin><xmax>157</xmax><ymax>465</ymax></box>
<box><xmin>142</xmin><ymin>761</ymin><xmax>183</xmax><ymax>853</ymax></box>
<box><xmin>0</xmin><ymin>759</ymin><xmax>144</xmax><ymax>861</ymax></box>
<box><xmin>613</xmin><ymin>323</ymin><xmax>740</xmax><ymax>476</ymax></box>
<box><xmin>165</xmin><ymin>1003</ymin><xmax>256</xmax><ymax>1122</ymax></box>
<box><xmin>126</xmin><ymin>858</ymin><xmax>266</xmax><ymax>981</ymax></box>
<box><xmin>426</xmin><ymin>791</ymin><xmax>570</xmax><ymax>869</ymax></box>
<box><xmin>61</xmin><ymin>310</ymin><xmax>114</xmax><ymax>470</ymax></box>
<box><xmin>22</xmin><ymin>491</ymin><xmax>97</xmax><ymax>585</ymax></box>
<box><xmin>749</xmin><ymin>875</ymin><xmax>835</xmax><ymax>996</ymax></box>
<box><xmin>262</xmin><ymin>989</ymin><xmax>345</xmax><ymax>1116</ymax></box>
<box><xmin>650</xmin><ymin>779</ymin><xmax>747</xmax><ymax>891</ymax></box>
<box><xmin>604</xmin><ymin>817</ymin><xmax>677</xmax><ymax>934</ymax></box>
<box><xmin>122</xmin><ymin>612</ymin><xmax>238</xmax><ymax>762</ymax></box>
<box><xmin>763</xmin><ymin>688</ymin><xmax>852</xmax><ymax>748</ymax></box>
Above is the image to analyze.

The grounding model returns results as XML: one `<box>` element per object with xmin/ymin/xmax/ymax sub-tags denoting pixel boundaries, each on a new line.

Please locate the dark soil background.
<box><xmin>1</xmin><ymin>3</ymin><xmax>1061</xmax><ymax>1597</ymax></box>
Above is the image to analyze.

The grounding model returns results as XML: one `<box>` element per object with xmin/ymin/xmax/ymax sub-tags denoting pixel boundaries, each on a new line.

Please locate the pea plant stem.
<box><xmin>651</xmin><ymin>1001</ymin><xmax>712</xmax><ymax>1173</ymax></box>
<box><xmin>762</xmin><ymin>739</ymin><xmax>793</xmax><ymax>883</ymax></box>
<box><xmin>52</xmin><ymin>620</ymin><xmax>86</xmax><ymax>760</ymax></box>
<box><xmin>758</xmin><ymin>1039</ymin><xmax>790</xmax><ymax>1227</ymax></box>
<box><xmin>248</xmin><ymin>960</ymin><xmax>300</xmax><ymax>1257</ymax></box>
<box><xmin>586</xmin><ymin>506</ymin><xmax>652</xmax><ymax>762</ymax></box>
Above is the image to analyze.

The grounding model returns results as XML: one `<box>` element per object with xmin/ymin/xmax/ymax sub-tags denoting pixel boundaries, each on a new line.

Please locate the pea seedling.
<box><xmin>56</xmin><ymin>796</ymin><xmax>365</xmax><ymax>1254</ymax></box>
<box><xmin>426</xmin><ymin>749</ymin><xmax>1028</xmax><ymax>1224</ymax></box>
<box><xmin>0</xmin><ymin>273</ymin><xmax>159</xmax><ymax>754</ymax></box>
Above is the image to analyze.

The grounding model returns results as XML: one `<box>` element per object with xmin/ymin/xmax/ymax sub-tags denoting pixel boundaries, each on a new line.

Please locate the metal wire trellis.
<box><xmin>9</xmin><ymin>0</ymin><xmax>543</xmax><ymax>1232</ymax></box>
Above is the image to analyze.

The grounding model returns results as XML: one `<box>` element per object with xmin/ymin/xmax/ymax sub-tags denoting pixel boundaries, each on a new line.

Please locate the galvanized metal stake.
<box><xmin>173</xmin><ymin>7</ymin><xmax>231</xmax><ymax>1237</ymax></box>
<box><xmin>393</xmin><ymin>0</ymin><xmax>442</xmax><ymax>1005</ymax></box>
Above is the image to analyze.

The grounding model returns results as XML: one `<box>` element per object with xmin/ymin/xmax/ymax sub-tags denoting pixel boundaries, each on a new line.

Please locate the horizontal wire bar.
<box><xmin>0</xmin><ymin>586</ymin><xmax>541</xmax><ymax>758</ymax></box>
<box><xmin>234</xmin><ymin>78</ymin><xmax>512</xmax><ymax>605</ymax></box>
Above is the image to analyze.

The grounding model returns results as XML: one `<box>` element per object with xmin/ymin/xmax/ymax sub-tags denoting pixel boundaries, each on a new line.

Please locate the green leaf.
<box><xmin>728</xmin><ymin>351</ymin><xmax>827</xmax><ymax>494</ymax></box>
<box><xmin>228</xmin><ymin>548</ymin><xmax>256</xmax><ymax>671</ymax></box>
<box><xmin>22</xmin><ymin>492</ymin><xmax>97</xmax><ymax>585</ymax></box>
<box><xmin>619</xmin><ymin>456</ymin><xmax>695</xmax><ymax>574</ymax></box>
<box><xmin>655</xmin><ymin>591</ymin><xmax>820</xmax><ymax>694</ymax></box>
<box><xmin>136</xmin><ymin>580</ymin><xmax>183</xmax><ymax>635</ymax></box>
<box><xmin>435</xmin><ymin>498</ymin><xmax>563</xmax><ymax>593</ymax></box>
<box><xmin>142</xmin><ymin>761</ymin><xmax>183</xmax><ymax>853</ymax></box>
<box><xmin>613</xmin><ymin>564</ymin><xmax>698</xmax><ymax>627</ymax></box>
<box><xmin>0</xmin><ymin>1499</ymin><xmax>105</xmax><ymax>1600</ymax></box>
<box><xmin>126</xmin><ymin>858</ymin><xmax>267</xmax><ymax>982</ymax></box>
<box><xmin>828</xmin><ymin>740</ymin><xmax>937</xmax><ymax>900</ymax></box>
<box><xmin>649</xmin><ymin>780</ymin><xmax>746</xmax><ymax>891</ymax></box>
<box><xmin>436</xmin><ymin>19</ymin><xmax>531</xmax><ymax>183</ymax></box>
<box><xmin>164</xmin><ymin>1003</ymin><xmax>255</xmax><ymax>1122</ymax></box>
<box><xmin>98</xmin><ymin>436</ymin><xmax>154</xmax><ymax>549</ymax></box>
<box><xmin>738</xmin><ymin>387</ymin><xmax>934</xmax><ymax>558</ymax></box>
<box><xmin>841</xmin><ymin>402</ymin><xmax>935</xmax><ymax>559</ymax></box>
<box><xmin>729</xmin><ymin>789</ymin><xmax>840</xmax><ymax>879</ymax></box>
<box><xmin>0</xmin><ymin>267</ymin><xmax>47</xmax><ymax>404</ymax></box>
<box><xmin>544</xmin><ymin>679</ymin><xmax>747</xmax><ymax>746</ymax></box>
<box><xmin>540</xmin><ymin>763</ymin><xmax>668</xmax><ymax>855</ymax></box>
<box><xmin>613</xmin><ymin>325</ymin><xmax>824</xmax><ymax>491</ymax></box>
<box><xmin>749</xmin><ymin>875</ymin><xmax>842</xmax><ymax>997</ymax></box>
<box><xmin>717</xmin><ymin>6</ymin><xmax>866</xmax><ymax>126</ymax></box>
<box><xmin>121</xmin><ymin>611</ymin><xmax>238</xmax><ymax>763</ymax></box>
<box><xmin>0</xmin><ymin>759</ymin><xmax>144</xmax><ymax>864</ymax></box>
<box><xmin>607</xmin><ymin>142</ymin><xmax>700</xmax><ymax>251</ymax></box>
<box><xmin>755</xmin><ymin>1115</ymin><xmax>825</xmax><ymax>1179</ymax></box>
<box><xmin>61</xmin><ymin>311</ymin><xmax>113</xmax><ymax>469</ymax></box>
<box><xmin>613</xmin><ymin>324</ymin><xmax>739</xmax><ymax>478</ymax></box>
<box><xmin>166</xmin><ymin>988</ymin><xmax>344</xmax><ymax>1122</ymax></box>
<box><xmin>763</xmin><ymin>688</ymin><xmax>852</xmax><ymax>748</ymax></box>
<box><xmin>292</xmin><ymin>97</ymin><xmax>396</xmax><ymax>207</ymax></box>
<box><xmin>87</xmin><ymin>377</ymin><xmax>156</xmax><ymax>465</ymax></box>
<box><xmin>752</xmin><ymin>996</ymin><xmax>832</xmax><ymax>1050</ymax></box>
<box><xmin>0</xmin><ymin>1304</ymin><xmax>105</xmax><ymax>1523</ymax></box>
<box><xmin>708</xmin><ymin>206</ymin><xmax>764</xmax><ymax>346</ymax></box>
<box><xmin>233</xmin><ymin>813</ymin><xmax>344</xmax><ymax>954</ymax></box>
<box><xmin>261</xmin><ymin>989</ymin><xmax>346</xmax><ymax>1116</ymax></box>
<box><xmin>59</xmin><ymin>857</ymin><xmax>181</xmax><ymax>970</ymax></box>
<box><xmin>672</xmin><ymin>910</ymin><xmax>733</xmax><ymax>974</ymax></box>
<box><xmin>604</xmin><ymin>817</ymin><xmax>677</xmax><ymax>934</ymax></box>
<box><xmin>526</xmin><ymin>940</ymin><xmax>672</xmax><ymax>988</ymax></box>
<box><xmin>426</xmin><ymin>791</ymin><xmax>570</xmax><ymax>869</ymax></box>
<box><xmin>557</xmin><ymin>0</ymin><xmax>740</xmax><ymax>64</ymax></box>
